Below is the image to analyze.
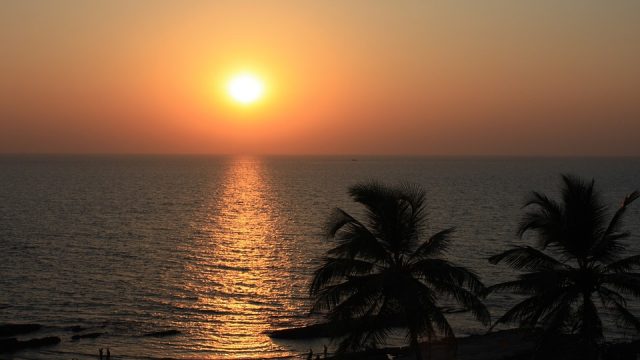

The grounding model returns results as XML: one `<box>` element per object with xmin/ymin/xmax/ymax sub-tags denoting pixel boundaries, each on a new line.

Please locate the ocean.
<box><xmin>1</xmin><ymin>156</ymin><xmax>639</xmax><ymax>359</ymax></box>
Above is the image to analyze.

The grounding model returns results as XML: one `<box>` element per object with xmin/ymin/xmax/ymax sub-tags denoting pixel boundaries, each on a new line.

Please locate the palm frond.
<box><xmin>485</xmin><ymin>279</ymin><xmax>530</xmax><ymax>295</ymax></box>
<box><xmin>486</xmin><ymin>270</ymin><xmax>571</xmax><ymax>295</ymax></box>
<box><xmin>492</xmin><ymin>287</ymin><xmax>576</xmax><ymax>329</ymax></box>
<box><xmin>311</xmin><ymin>272</ymin><xmax>387</xmax><ymax>314</ymax></box>
<box><xmin>590</xmin><ymin>232</ymin><xmax>629</xmax><ymax>263</ymax></box>
<box><xmin>396</xmin><ymin>182</ymin><xmax>428</xmax><ymax>247</ymax></box>
<box><xmin>411</xmin><ymin>258</ymin><xmax>485</xmax><ymax>294</ymax></box>
<box><xmin>348</xmin><ymin>182</ymin><xmax>399</xmax><ymax>243</ymax></box>
<box><xmin>606</xmin><ymin>255</ymin><xmax>640</xmax><ymax>273</ymax></box>
<box><xmin>518</xmin><ymin>191</ymin><xmax>563</xmax><ymax>248</ymax></box>
<box><xmin>596</xmin><ymin>286</ymin><xmax>626</xmax><ymax>307</ymax></box>
<box><xmin>311</xmin><ymin>280</ymin><xmax>360</xmax><ymax>314</ymax></box>
<box><xmin>325</xmin><ymin>208</ymin><xmax>358</xmax><ymax>238</ymax></box>
<box><xmin>492</xmin><ymin>296</ymin><xmax>542</xmax><ymax>328</ymax></box>
<box><xmin>601</xmin><ymin>273</ymin><xmax>640</xmax><ymax>298</ymax></box>
<box><xmin>591</xmin><ymin>190</ymin><xmax>640</xmax><ymax>260</ymax></box>
<box><xmin>333</xmin><ymin>294</ymin><xmax>397</xmax><ymax>354</ymax></box>
<box><xmin>559</xmin><ymin>175</ymin><xmax>608</xmax><ymax>258</ymax></box>
<box><xmin>410</xmin><ymin>227</ymin><xmax>454</xmax><ymax>260</ymax></box>
<box><xmin>612</xmin><ymin>301</ymin><xmax>640</xmax><ymax>332</ymax></box>
<box><xmin>310</xmin><ymin>257</ymin><xmax>376</xmax><ymax>296</ymax></box>
<box><xmin>424</xmin><ymin>300</ymin><xmax>455</xmax><ymax>339</ymax></box>
<box><xmin>326</xmin><ymin>212</ymin><xmax>390</xmax><ymax>262</ymax></box>
<box><xmin>333</xmin><ymin>311</ymin><xmax>397</xmax><ymax>355</ymax></box>
<box><xmin>327</xmin><ymin>274</ymin><xmax>391</xmax><ymax>322</ymax></box>
<box><xmin>349</xmin><ymin>182</ymin><xmax>426</xmax><ymax>252</ymax></box>
<box><xmin>602</xmin><ymin>191</ymin><xmax>639</xmax><ymax>239</ymax></box>
<box><xmin>430</xmin><ymin>280</ymin><xmax>490</xmax><ymax>325</ymax></box>
<box><xmin>539</xmin><ymin>293</ymin><xmax>575</xmax><ymax>334</ymax></box>
<box><xmin>489</xmin><ymin>246</ymin><xmax>568</xmax><ymax>271</ymax></box>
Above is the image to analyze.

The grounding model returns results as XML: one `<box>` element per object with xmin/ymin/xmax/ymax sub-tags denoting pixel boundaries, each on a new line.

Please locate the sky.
<box><xmin>1</xmin><ymin>0</ymin><xmax>639</xmax><ymax>156</ymax></box>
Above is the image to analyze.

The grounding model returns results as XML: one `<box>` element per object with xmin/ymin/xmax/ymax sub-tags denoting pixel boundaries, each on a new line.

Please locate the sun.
<box><xmin>227</xmin><ymin>74</ymin><xmax>265</xmax><ymax>105</ymax></box>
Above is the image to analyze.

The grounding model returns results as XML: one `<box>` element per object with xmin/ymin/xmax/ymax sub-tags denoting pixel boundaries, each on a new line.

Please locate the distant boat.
<box><xmin>351</xmin><ymin>158</ymin><xmax>358</xmax><ymax>161</ymax></box>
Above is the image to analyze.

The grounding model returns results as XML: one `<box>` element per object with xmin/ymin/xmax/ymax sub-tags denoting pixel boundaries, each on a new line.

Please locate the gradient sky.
<box><xmin>1</xmin><ymin>1</ymin><xmax>639</xmax><ymax>155</ymax></box>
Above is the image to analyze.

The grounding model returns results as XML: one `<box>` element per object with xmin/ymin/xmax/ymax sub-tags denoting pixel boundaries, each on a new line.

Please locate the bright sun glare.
<box><xmin>227</xmin><ymin>74</ymin><xmax>264</xmax><ymax>105</ymax></box>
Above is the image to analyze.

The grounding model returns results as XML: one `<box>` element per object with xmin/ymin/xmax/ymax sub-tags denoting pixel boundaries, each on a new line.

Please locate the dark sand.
<box><xmin>311</xmin><ymin>329</ymin><xmax>536</xmax><ymax>360</ymax></box>
<box><xmin>397</xmin><ymin>329</ymin><xmax>535</xmax><ymax>360</ymax></box>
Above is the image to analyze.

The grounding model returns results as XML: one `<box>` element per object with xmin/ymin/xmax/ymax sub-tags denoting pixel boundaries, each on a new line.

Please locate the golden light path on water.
<box><xmin>181</xmin><ymin>157</ymin><xmax>301</xmax><ymax>359</ymax></box>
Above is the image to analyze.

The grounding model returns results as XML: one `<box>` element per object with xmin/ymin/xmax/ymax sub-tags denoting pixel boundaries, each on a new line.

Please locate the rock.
<box><xmin>268</xmin><ymin>323</ymin><xmax>336</xmax><ymax>339</ymax></box>
<box><xmin>0</xmin><ymin>336</ymin><xmax>60</xmax><ymax>353</ymax></box>
<box><xmin>18</xmin><ymin>336</ymin><xmax>61</xmax><ymax>349</ymax></box>
<box><xmin>142</xmin><ymin>329</ymin><xmax>181</xmax><ymax>337</ymax></box>
<box><xmin>0</xmin><ymin>338</ymin><xmax>19</xmax><ymax>350</ymax></box>
<box><xmin>71</xmin><ymin>332</ymin><xmax>103</xmax><ymax>340</ymax></box>
<box><xmin>268</xmin><ymin>318</ymin><xmax>405</xmax><ymax>339</ymax></box>
<box><xmin>0</xmin><ymin>324</ymin><xmax>42</xmax><ymax>337</ymax></box>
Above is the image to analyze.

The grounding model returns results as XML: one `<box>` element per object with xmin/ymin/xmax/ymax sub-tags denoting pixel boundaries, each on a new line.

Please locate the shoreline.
<box><xmin>280</xmin><ymin>327</ymin><xmax>640</xmax><ymax>360</ymax></box>
<box><xmin>278</xmin><ymin>328</ymin><xmax>537</xmax><ymax>360</ymax></box>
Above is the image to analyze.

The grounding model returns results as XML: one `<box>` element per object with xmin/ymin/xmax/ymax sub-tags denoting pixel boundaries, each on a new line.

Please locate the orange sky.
<box><xmin>1</xmin><ymin>1</ymin><xmax>639</xmax><ymax>155</ymax></box>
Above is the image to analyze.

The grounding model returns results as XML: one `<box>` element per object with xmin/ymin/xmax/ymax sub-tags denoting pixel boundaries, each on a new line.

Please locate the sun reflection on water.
<box><xmin>182</xmin><ymin>157</ymin><xmax>297</xmax><ymax>359</ymax></box>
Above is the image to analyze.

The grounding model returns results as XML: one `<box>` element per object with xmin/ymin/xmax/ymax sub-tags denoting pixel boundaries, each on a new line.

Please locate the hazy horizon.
<box><xmin>3</xmin><ymin>153</ymin><xmax>640</xmax><ymax>159</ymax></box>
<box><xmin>2</xmin><ymin>1</ymin><xmax>639</xmax><ymax>156</ymax></box>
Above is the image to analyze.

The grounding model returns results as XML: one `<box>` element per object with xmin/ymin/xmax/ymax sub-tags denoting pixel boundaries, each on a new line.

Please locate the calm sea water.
<box><xmin>1</xmin><ymin>156</ymin><xmax>639</xmax><ymax>359</ymax></box>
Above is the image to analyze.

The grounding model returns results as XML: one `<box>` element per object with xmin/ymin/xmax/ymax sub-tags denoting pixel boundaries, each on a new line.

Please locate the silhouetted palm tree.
<box><xmin>487</xmin><ymin>175</ymin><xmax>640</xmax><ymax>359</ymax></box>
<box><xmin>310</xmin><ymin>182</ymin><xmax>489</xmax><ymax>359</ymax></box>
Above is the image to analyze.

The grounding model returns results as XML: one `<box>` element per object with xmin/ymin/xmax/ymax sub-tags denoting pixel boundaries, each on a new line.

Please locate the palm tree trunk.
<box><xmin>410</xmin><ymin>331</ymin><xmax>422</xmax><ymax>360</ymax></box>
<box><xmin>581</xmin><ymin>292</ymin><xmax>599</xmax><ymax>360</ymax></box>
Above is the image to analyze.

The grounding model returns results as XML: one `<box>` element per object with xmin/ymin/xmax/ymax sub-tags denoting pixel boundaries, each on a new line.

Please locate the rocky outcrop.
<box><xmin>0</xmin><ymin>324</ymin><xmax>42</xmax><ymax>337</ymax></box>
<box><xmin>268</xmin><ymin>317</ymin><xmax>405</xmax><ymax>339</ymax></box>
<box><xmin>0</xmin><ymin>336</ymin><xmax>61</xmax><ymax>353</ymax></box>
<box><xmin>267</xmin><ymin>322</ymin><xmax>337</xmax><ymax>339</ymax></box>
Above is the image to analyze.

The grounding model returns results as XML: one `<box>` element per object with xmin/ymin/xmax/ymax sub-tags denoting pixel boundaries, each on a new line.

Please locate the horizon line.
<box><xmin>1</xmin><ymin>152</ymin><xmax>639</xmax><ymax>159</ymax></box>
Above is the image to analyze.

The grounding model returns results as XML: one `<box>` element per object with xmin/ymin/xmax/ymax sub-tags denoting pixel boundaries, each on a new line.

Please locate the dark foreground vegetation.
<box><xmin>488</xmin><ymin>175</ymin><xmax>640</xmax><ymax>359</ymax></box>
<box><xmin>297</xmin><ymin>175</ymin><xmax>640</xmax><ymax>359</ymax></box>
<box><xmin>310</xmin><ymin>182</ymin><xmax>489</xmax><ymax>359</ymax></box>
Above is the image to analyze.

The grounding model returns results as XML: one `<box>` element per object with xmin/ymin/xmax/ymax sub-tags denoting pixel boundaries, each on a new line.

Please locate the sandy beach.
<box><xmin>295</xmin><ymin>329</ymin><xmax>535</xmax><ymax>360</ymax></box>
<box><xmin>398</xmin><ymin>330</ymin><xmax>535</xmax><ymax>360</ymax></box>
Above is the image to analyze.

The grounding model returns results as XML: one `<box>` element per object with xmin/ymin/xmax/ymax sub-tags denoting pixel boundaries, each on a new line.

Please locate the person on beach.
<box><xmin>99</xmin><ymin>348</ymin><xmax>103</xmax><ymax>360</ymax></box>
<box><xmin>106</xmin><ymin>348</ymin><xmax>110</xmax><ymax>360</ymax></box>
<box><xmin>306</xmin><ymin>349</ymin><xmax>313</xmax><ymax>360</ymax></box>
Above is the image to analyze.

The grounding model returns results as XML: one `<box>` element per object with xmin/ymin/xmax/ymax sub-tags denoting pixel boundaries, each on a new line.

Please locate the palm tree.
<box><xmin>487</xmin><ymin>175</ymin><xmax>640</xmax><ymax>359</ymax></box>
<box><xmin>310</xmin><ymin>182</ymin><xmax>489</xmax><ymax>359</ymax></box>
